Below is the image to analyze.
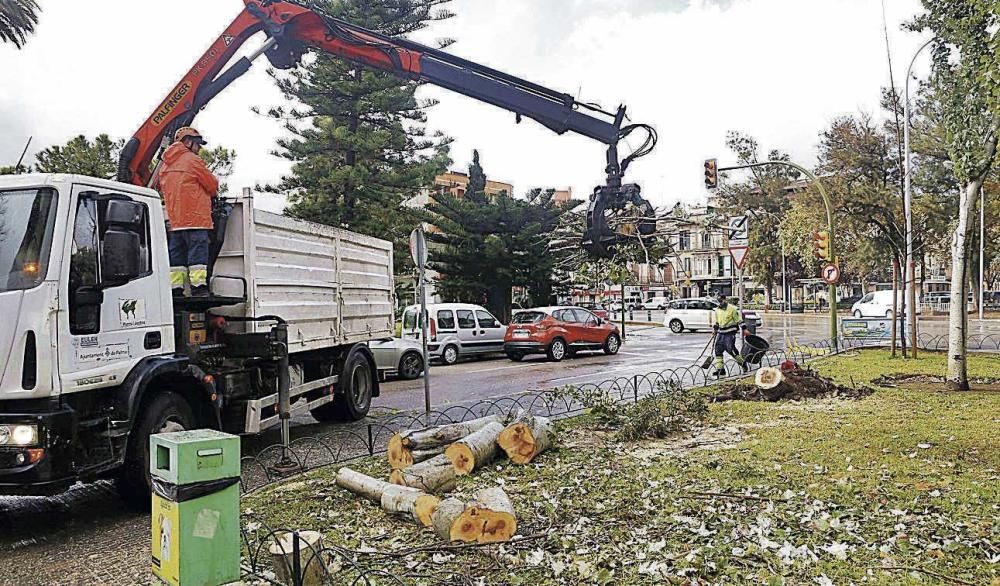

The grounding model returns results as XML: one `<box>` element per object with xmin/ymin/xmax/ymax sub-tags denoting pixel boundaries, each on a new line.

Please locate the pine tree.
<box><xmin>33</xmin><ymin>135</ymin><xmax>124</xmax><ymax>179</ymax></box>
<box><xmin>426</xmin><ymin>152</ymin><xmax>577</xmax><ymax>320</ymax></box>
<box><xmin>262</xmin><ymin>0</ymin><xmax>454</xmax><ymax>272</ymax></box>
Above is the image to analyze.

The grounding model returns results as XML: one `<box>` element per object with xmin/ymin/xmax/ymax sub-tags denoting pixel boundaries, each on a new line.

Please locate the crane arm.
<box><xmin>117</xmin><ymin>0</ymin><xmax>654</xmax><ymax>257</ymax></box>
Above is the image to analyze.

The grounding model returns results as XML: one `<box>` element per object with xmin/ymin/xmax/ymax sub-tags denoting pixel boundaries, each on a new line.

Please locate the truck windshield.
<box><xmin>0</xmin><ymin>188</ymin><xmax>58</xmax><ymax>292</ymax></box>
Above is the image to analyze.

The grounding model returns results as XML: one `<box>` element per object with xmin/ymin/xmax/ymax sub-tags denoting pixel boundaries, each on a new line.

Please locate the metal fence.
<box><xmin>237</xmin><ymin>334</ymin><xmax>995</xmax><ymax>585</ymax></box>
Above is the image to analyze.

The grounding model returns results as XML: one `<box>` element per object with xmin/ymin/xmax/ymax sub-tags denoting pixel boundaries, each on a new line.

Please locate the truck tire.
<box><xmin>311</xmin><ymin>347</ymin><xmax>374</xmax><ymax>422</ymax></box>
<box><xmin>116</xmin><ymin>391</ymin><xmax>195</xmax><ymax>510</ymax></box>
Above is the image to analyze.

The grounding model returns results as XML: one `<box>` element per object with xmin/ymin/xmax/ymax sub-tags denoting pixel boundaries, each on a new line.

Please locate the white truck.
<box><xmin>0</xmin><ymin>174</ymin><xmax>394</xmax><ymax>503</ymax></box>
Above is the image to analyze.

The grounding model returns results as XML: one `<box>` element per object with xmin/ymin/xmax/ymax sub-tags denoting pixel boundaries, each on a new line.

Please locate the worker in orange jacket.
<box><xmin>159</xmin><ymin>127</ymin><xmax>219</xmax><ymax>297</ymax></box>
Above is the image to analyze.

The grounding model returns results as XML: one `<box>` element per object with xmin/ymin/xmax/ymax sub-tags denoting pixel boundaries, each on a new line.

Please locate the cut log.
<box><xmin>380</xmin><ymin>485</ymin><xmax>440</xmax><ymax>527</ymax></box>
<box><xmin>444</xmin><ymin>421</ymin><xmax>505</xmax><ymax>475</ymax></box>
<box><xmin>389</xmin><ymin>454</ymin><xmax>457</xmax><ymax>494</ymax></box>
<box><xmin>335</xmin><ymin>467</ymin><xmax>403</xmax><ymax>504</ymax></box>
<box><xmin>432</xmin><ymin>498</ymin><xmax>483</xmax><ymax>542</ymax></box>
<box><xmin>388</xmin><ymin>415</ymin><xmax>503</xmax><ymax>469</ymax></box>
<box><xmin>497</xmin><ymin>411</ymin><xmax>555</xmax><ymax>465</ymax></box>
<box><xmin>473</xmin><ymin>487</ymin><xmax>517</xmax><ymax>543</ymax></box>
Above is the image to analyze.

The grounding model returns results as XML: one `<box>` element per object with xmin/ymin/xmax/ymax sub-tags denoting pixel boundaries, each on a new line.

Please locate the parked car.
<box><xmin>607</xmin><ymin>300</ymin><xmax>641</xmax><ymax>312</ymax></box>
<box><xmin>504</xmin><ymin>307</ymin><xmax>621</xmax><ymax>362</ymax></box>
<box><xmin>401</xmin><ymin>303</ymin><xmax>506</xmax><ymax>365</ymax></box>
<box><xmin>575</xmin><ymin>302</ymin><xmax>609</xmax><ymax>320</ymax></box>
<box><xmin>851</xmin><ymin>291</ymin><xmax>923</xmax><ymax>318</ymax></box>
<box><xmin>641</xmin><ymin>296</ymin><xmax>670</xmax><ymax>310</ymax></box>
<box><xmin>662</xmin><ymin>298</ymin><xmax>763</xmax><ymax>334</ymax></box>
<box><xmin>369</xmin><ymin>338</ymin><xmax>424</xmax><ymax>380</ymax></box>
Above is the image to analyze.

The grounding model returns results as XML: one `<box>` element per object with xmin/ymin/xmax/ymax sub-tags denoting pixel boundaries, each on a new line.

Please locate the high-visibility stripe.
<box><xmin>170</xmin><ymin>268</ymin><xmax>188</xmax><ymax>287</ymax></box>
<box><xmin>189</xmin><ymin>266</ymin><xmax>208</xmax><ymax>287</ymax></box>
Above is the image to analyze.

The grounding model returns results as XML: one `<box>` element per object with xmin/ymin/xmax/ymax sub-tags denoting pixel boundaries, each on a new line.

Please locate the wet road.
<box><xmin>1</xmin><ymin>313</ymin><xmax>997</xmax><ymax>585</ymax></box>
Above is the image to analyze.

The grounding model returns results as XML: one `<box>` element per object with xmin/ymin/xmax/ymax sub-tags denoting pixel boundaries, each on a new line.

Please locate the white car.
<box><xmin>852</xmin><ymin>291</ymin><xmax>922</xmax><ymax>318</ymax></box>
<box><xmin>662</xmin><ymin>298</ymin><xmax>763</xmax><ymax>334</ymax></box>
<box><xmin>401</xmin><ymin>303</ymin><xmax>506</xmax><ymax>365</ymax></box>
<box><xmin>641</xmin><ymin>296</ymin><xmax>669</xmax><ymax>310</ymax></box>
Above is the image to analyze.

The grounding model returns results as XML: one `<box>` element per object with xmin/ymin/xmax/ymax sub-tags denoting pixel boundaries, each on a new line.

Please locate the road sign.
<box><xmin>821</xmin><ymin>263</ymin><xmax>841</xmax><ymax>285</ymax></box>
<box><xmin>730</xmin><ymin>246</ymin><xmax>749</xmax><ymax>270</ymax></box>
<box><xmin>409</xmin><ymin>227</ymin><xmax>428</xmax><ymax>269</ymax></box>
<box><xmin>728</xmin><ymin>215</ymin><xmax>749</xmax><ymax>246</ymax></box>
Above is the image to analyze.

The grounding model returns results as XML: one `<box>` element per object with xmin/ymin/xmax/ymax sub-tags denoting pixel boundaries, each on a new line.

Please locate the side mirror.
<box><xmin>101</xmin><ymin>230</ymin><xmax>144</xmax><ymax>285</ymax></box>
<box><xmin>105</xmin><ymin>199</ymin><xmax>146</xmax><ymax>231</ymax></box>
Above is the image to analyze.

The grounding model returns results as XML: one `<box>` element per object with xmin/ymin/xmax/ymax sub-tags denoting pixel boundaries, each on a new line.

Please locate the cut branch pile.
<box><xmin>388</xmin><ymin>415</ymin><xmax>502</xmax><ymax>469</ymax></box>
<box><xmin>338</xmin><ymin>412</ymin><xmax>556</xmax><ymax>544</ymax></box>
<box><xmin>711</xmin><ymin>366</ymin><xmax>875</xmax><ymax>402</ymax></box>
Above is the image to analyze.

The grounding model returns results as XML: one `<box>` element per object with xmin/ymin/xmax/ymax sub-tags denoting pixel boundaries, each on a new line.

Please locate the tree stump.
<box><xmin>389</xmin><ymin>454</ymin><xmax>457</xmax><ymax>494</ymax></box>
<box><xmin>497</xmin><ymin>410</ymin><xmax>555</xmax><ymax>464</ymax></box>
<box><xmin>269</xmin><ymin>531</ymin><xmax>326</xmax><ymax>586</ymax></box>
<box><xmin>444</xmin><ymin>421</ymin><xmax>505</xmax><ymax>475</ymax></box>
<box><xmin>388</xmin><ymin>415</ymin><xmax>503</xmax><ymax>469</ymax></box>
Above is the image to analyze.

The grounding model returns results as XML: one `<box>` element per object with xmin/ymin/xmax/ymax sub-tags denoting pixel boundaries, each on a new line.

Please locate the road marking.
<box><xmin>467</xmin><ymin>363</ymin><xmax>531</xmax><ymax>373</ymax></box>
<box><xmin>617</xmin><ymin>351</ymin><xmax>651</xmax><ymax>357</ymax></box>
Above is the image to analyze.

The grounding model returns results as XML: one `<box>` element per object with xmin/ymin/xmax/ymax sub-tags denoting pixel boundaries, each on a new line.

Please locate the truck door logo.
<box><xmin>119</xmin><ymin>298</ymin><xmax>147</xmax><ymax>328</ymax></box>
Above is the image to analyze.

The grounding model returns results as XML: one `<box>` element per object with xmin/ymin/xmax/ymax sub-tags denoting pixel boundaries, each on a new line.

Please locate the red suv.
<box><xmin>504</xmin><ymin>307</ymin><xmax>621</xmax><ymax>362</ymax></box>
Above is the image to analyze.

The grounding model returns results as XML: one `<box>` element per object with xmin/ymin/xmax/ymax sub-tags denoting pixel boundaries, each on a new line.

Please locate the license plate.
<box><xmin>513</xmin><ymin>330</ymin><xmax>529</xmax><ymax>339</ymax></box>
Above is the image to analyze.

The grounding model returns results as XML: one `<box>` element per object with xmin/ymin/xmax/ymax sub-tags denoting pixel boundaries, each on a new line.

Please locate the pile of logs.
<box><xmin>335</xmin><ymin>410</ymin><xmax>554</xmax><ymax>544</ymax></box>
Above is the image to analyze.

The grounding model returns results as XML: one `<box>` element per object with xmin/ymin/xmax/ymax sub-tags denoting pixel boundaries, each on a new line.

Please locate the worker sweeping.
<box><xmin>711</xmin><ymin>291</ymin><xmax>750</xmax><ymax>377</ymax></box>
<box><xmin>159</xmin><ymin>127</ymin><xmax>219</xmax><ymax>297</ymax></box>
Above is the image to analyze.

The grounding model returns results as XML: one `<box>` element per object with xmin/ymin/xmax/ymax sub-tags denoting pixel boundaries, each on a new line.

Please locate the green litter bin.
<box><xmin>150</xmin><ymin>429</ymin><xmax>241</xmax><ymax>586</ymax></box>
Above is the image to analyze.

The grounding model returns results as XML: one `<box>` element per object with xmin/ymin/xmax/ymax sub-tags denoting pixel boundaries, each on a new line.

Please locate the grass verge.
<box><xmin>244</xmin><ymin>350</ymin><xmax>999</xmax><ymax>585</ymax></box>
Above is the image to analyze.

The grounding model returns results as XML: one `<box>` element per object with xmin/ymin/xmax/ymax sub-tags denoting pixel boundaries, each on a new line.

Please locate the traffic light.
<box><xmin>704</xmin><ymin>159</ymin><xmax>718</xmax><ymax>190</ymax></box>
<box><xmin>813</xmin><ymin>230</ymin><xmax>831</xmax><ymax>261</ymax></box>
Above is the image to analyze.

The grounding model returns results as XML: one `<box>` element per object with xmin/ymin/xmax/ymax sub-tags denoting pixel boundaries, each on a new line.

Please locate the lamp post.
<box><xmin>904</xmin><ymin>38</ymin><xmax>933</xmax><ymax>357</ymax></box>
<box><xmin>720</xmin><ymin>161</ymin><xmax>839</xmax><ymax>347</ymax></box>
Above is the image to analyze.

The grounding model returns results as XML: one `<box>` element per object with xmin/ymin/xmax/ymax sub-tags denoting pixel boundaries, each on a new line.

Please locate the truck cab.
<box><xmin>0</xmin><ymin>174</ymin><xmax>384</xmax><ymax>503</ymax></box>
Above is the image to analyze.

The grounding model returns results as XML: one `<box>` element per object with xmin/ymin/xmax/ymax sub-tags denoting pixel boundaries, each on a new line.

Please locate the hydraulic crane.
<box><xmin>116</xmin><ymin>0</ymin><xmax>657</xmax><ymax>258</ymax></box>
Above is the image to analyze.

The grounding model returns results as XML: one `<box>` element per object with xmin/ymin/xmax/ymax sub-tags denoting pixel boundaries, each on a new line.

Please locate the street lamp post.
<box><xmin>904</xmin><ymin>38</ymin><xmax>933</xmax><ymax>358</ymax></box>
<box><xmin>720</xmin><ymin>161</ymin><xmax>839</xmax><ymax>347</ymax></box>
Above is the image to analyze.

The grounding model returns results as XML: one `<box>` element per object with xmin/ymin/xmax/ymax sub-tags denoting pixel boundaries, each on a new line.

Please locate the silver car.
<box><xmin>369</xmin><ymin>338</ymin><xmax>425</xmax><ymax>380</ymax></box>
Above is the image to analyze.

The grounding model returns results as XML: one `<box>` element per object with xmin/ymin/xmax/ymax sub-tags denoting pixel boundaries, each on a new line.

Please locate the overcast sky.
<box><xmin>1</xmin><ymin>0</ymin><xmax>929</xmax><ymax>212</ymax></box>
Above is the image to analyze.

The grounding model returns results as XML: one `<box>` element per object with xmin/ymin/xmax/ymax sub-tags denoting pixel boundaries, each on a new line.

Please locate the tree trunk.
<box><xmin>432</xmin><ymin>498</ymin><xmax>482</xmax><ymax>542</ymax></box>
<box><xmin>389</xmin><ymin>454</ymin><xmax>457</xmax><ymax>494</ymax></box>
<box><xmin>472</xmin><ymin>487</ymin><xmax>517</xmax><ymax>543</ymax></box>
<box><xmin>388</xmin><ymin>415</ymin><xmax>503</xmax><ymax>469</ymax></box>
<box><xmin>947</xmin><ymin>178</ymin><xmax>987</xmax><ymax>390</ymax></box>
<box><xmin>380</xmin><ymin>485</ymin><xmax>440</xmax><ymax>527</ymax></box>
<box><xmin>444</xmin><ymin>421</ymin><xmax>505</xmax><ymax>475</ymax></box>
<box><xmin>497</xmin><ymin>411</ymin><xmax>555</xmax><ymax>464</ymax></box>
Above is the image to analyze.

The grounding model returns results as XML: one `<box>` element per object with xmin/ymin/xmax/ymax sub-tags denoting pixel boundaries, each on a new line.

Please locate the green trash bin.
<box><xmin>150</xmin><ymin>429</ymin><xmax>241</xmax><ymax>586</ymax></box>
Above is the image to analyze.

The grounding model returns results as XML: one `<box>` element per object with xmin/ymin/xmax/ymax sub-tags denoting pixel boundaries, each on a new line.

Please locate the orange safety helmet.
<box><xmin>174</xmin><ymin>127</ymin><xmax>206</xmax><ymax>145</ymax></box>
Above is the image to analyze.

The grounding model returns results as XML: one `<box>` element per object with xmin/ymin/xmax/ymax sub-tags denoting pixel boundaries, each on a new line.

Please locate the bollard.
<box><xmin>629</xmin><ymin>309</ymin><xmax>634</xmax><ymax>321</ymax></box>
<box><xmin>151</xmin><ymin>429</ymin><xmax>241</xmax><ymax>586</ymax></box>
<box><xmin>647</xmin><ymin>310</ymin><xmax>652</xmax><ymax>322</ymax></box>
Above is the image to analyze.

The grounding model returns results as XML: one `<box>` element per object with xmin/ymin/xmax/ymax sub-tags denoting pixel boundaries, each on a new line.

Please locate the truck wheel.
<box><xmin>117</xmin><ymin>391</ymin><xmax>195</xmax><ymax>510</ymax></box>
<box><xmin>311</xmin><ymin>347</ymin><xmax>374</xmax><ymax>422</ymax></box>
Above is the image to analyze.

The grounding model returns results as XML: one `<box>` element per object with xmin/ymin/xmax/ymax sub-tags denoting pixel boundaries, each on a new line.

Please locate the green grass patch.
<box><xmin>244</xmin><ymin>350</ymin><xmax>999</xmax><ymax>585</ymax></box>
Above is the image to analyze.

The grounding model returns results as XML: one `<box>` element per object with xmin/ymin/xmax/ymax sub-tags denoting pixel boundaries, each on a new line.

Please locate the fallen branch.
<box><xmin>335</xmin><ymin>467</ymin><xmax>438</xmax><ymax>526</ymax></box>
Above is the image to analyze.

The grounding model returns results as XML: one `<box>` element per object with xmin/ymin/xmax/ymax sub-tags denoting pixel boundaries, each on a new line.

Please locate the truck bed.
<box><xmin>213</xmin><ymin>193</ymin><xmax>395</xmax><ymax>354</ymax></box>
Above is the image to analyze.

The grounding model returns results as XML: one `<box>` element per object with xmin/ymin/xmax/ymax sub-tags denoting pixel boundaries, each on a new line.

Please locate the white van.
<box><xmin>401</xmin><ymin>303</ymin><xmax>506</xmax><ymax>365</ymax></box>
<box><xmin>852</xmin><ymin>291</ymin><xmax>922</xmax><ymax>318</ymax></box>
<box><xmin>641</xmin><ymin>296</ymin><xmax>670</xmax><ymax>310</ymax></box>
